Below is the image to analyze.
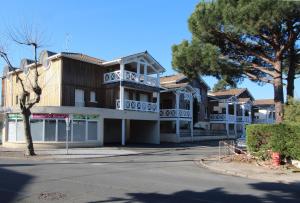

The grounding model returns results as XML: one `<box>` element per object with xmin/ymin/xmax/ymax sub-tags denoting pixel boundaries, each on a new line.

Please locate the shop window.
<box><xmin>8</xmin><ymin>120</ymin><xmax>16</xmax><ymax>141</ymax></box>
<box><xmin>45</xmin><ymin>120</ymin><xmax>56</xmax><ymax>141</ymax></box>
<box><xmin>88</xmin><ymin>121</ymin><xmax>98</xmax><ymax>140</ymax></box>
<box><xmin>58</xmin><ymin>120</ymin><xmax>69</xmax><ymax>141</ymax></box>
<box><xmin>73</xmin><ymin>120</ymin><xmax>86</xmax><ymax>141</ymax></box>
<box><xmin>16</xmin><ymin>120</ymin><xmax>25</xmax><ymax>141</ymax></box>
<box><xmin>31</xmin><ymin>120</ymin><xmax>44</xmax><ymax>141</ymax></box>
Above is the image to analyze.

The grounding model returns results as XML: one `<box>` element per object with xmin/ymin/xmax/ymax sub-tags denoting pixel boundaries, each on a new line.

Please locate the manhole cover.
<box><xmin>39</xmin><ymin>192</ymin><xmax>66</xmax><ymax>201</ymax></box>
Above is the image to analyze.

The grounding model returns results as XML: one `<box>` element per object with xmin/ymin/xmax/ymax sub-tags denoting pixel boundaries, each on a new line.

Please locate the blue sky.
<box><xmin>0</xmin><ymin>0</ymin><xmax>298</xmax><ymax>99</ymax></box>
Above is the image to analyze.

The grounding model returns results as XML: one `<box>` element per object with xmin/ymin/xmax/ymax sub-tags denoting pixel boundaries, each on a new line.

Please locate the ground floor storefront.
<box><xmin>1</xmin><ymin>106</ymin><xmax>160</xmax><ymax>148</ymax></box>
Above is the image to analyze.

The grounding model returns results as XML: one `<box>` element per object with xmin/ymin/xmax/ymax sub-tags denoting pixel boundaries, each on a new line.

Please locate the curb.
<box><xmin>195</xmin><ymin>158</ymin><xmax>293</xmax><ymax>183</ymax></box>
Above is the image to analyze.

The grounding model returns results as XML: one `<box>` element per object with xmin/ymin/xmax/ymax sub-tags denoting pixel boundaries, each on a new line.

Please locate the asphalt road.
<box><xmin>0</xmin><ymin>143</ymin><xmax>299</xmax><ymax>203</ymax></box>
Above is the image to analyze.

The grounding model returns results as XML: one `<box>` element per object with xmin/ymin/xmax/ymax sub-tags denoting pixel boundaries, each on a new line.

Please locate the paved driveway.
<box><xmin>0</xmin><ymin>143</ymin><xmax>299</xmax><ymax>203</ymax></box>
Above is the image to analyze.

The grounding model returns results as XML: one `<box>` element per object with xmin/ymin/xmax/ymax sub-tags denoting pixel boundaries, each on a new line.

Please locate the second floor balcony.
<box><xmin>103</xmin><ymin>70</ymin><xmax>159</xmax><ymax>87</ymax></box>
<box><xmin>160</xmin><ymin>109</ymin><xmax>192</xmax><ymax>118</ymax></box>
<box><xmin>116</xmin><ymin>99</ymin><xmax>158</xmax><ymax>113</ymax></box>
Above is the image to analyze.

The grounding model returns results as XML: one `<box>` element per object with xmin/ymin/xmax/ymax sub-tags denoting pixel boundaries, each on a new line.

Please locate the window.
<box><xmin>73</xmin><ymin>120</ymin><xmax>86</xmax><ymax>141</ymax></box>
<box><xmin>8</xmin><ymin>120</ymin><xmax>16</xmax><ymax>141</ymax></box>
<box><xmin>16</xmin><ymin>120</ymin><xmax>25</xmax><ymax>141</ymax></box>
<box><xmin>90</xmin><ymin>91</ymin><xmax>96</xmax><ymax>103</ymax></box>
<box><xmin>31</xmin><ymin>120</ymin><xmax>44</xmax><ymax>141</ymax></box>
<box><xmin>44</xmin><ymin>120</ymin><xmax>56</xmax><ymax>141</ymax></box>
<box><xmin>88</xmin><ymin>121</ymin><xmax>98</xmax><ymax>140</ymax></box>
<box><xmin>75</xmin><ymin>89</ymin><xmax>85</xmax><ymax>107</ymax></box>
<box><xmin>57</xmin><ymin>120</ymin><xmax>69</xmax><ymax>141</ymax></box>
<box><xmin>16</xmin><ymin>96</ymin><xmax>18</xmax><ymax>105</ymax></box>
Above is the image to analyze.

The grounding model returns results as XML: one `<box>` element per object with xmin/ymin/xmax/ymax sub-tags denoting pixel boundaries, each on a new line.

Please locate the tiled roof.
<box><xmin>160</xmin><ymin>73</ymin><xmax>185</xmax><ymax>84</ymax></box>
<box><xmin>61</xmin><ymin>52</ymin><xmax>105</xmax><ymax>65</ymax></box>
<box><xmin>209</xmin><ymin>88</ymin><xmax>247</xmax><ymax>97</ymax></box>
<box><xmin>253</xmin><ymin>99</ymin><xmax>275</xmax><ymax>106</ymax></box>
<box><xmin>238</xmin><ymin>98</ymin><xmax>251</xmax><ymax>103</ymax></box>
<box><xmin>161</xmin><ymin>82</ymin><xmax>189</xmax><ymax>89</ymax></box>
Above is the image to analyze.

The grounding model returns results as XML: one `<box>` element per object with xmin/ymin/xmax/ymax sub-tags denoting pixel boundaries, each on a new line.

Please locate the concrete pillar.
<box><xmin>176</xmin><ymin>92</ymin><xmax>180</xmax><ymax>138</ymax></box>
<box><xmin>225</xmin><ymin>102</ymin><xmax>229</xmax><ymax>136</ymax></box>
<box><xmin>98</xmin><ymin>117</ymin><xmax>104</xmax><ymax>146</ymax></box>
<box><xmin>122</xmin><ymin>119</ymin><xmax>125</xmax><ymax>146</ymax></box>
<box><xmin>120</xmin><ymin>62</ymin><xmax>125</xmax><ymax>110</ymax></box>
<box><xmin>234</xmin><ymin>102</ymin><xmax>237</xmax><ymax>137</ymax></box>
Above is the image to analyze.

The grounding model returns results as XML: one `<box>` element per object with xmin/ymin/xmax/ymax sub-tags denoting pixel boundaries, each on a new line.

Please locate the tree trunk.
<box><xmin>22</xmin><ymin>109</ymin><xmax>36</xmax><ymax>156</ymax></box>
<box><xmin>273</xmin><ymin>61</ymin><xmax>284</xmax><ymax>124</ymax></box>
<box><xmin>286</xmin><ymin>46</ymin><xmax>296</xmax><ymax>102</ymax></box>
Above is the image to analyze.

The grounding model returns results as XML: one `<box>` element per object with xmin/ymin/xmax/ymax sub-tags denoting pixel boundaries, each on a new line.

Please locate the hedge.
<box><xmin>246</xmin><ymin>123</ymin><xmax>300</xmax><ymax>160</ymax></box>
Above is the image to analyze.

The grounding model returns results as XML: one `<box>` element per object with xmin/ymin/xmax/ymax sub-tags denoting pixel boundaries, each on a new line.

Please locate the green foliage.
<box><xmin>246</xmin><ymin>124</ymin><xmax>300</xmax><ymax>160</ymax></box>
<box><xmin>212</xmin><ymin>78</ymin><xmax>237</xmax><ymax>92</ymax></box>
<box><xmin>172</xmin><ymin>0</ymin><xmax>300</xmax><ymax>101</ymax></box>
<box><xmin>284</xmin><ymin>98</ymin><xmax>300</xmax><ymax>123</ymax></box>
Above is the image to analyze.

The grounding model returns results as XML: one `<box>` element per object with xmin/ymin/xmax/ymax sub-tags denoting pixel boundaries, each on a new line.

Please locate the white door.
<box><xmin>75</xmin><ymin>89</ymin><xmax>84</xmax><ymax>107</ymax></box>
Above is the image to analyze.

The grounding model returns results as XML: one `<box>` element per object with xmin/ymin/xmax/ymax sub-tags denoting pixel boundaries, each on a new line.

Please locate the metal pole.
<box><xmin>66</xmin><ymin>126</ymin><xmax>69</xmax><ymax>155</ymax></box>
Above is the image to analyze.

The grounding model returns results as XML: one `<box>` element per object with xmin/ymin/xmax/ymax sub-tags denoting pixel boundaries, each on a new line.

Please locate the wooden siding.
<box><xmin>2</xmin><ymin>59</ymin><xmax>61</xmax><ymax>108</ymax></box>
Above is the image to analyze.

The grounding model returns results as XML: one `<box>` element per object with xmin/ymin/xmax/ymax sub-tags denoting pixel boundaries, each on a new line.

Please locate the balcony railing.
<box><xmin>210</xmin><ymin>114</ymin><xmax>236</xmax><ymax>122</ymax></box>
<box><xmin>160</xmin><ymin>109</ymin><xmax>192</xmax><ymax>118</ymax></box>
<box><xmin>104</xmin><ymin>70</ymin><xmax>159</xmax><ymax>87</ymax></box>
<box><xmin>116</xmin><ymin>99</ymin><xmax>158</xmax><ymax>113</ymax></box>
<box><xmin>253</xmin><ymin>119</ymin><xmax>275</xmax><ymax>124</ymax></box>
<box><xmin>236</xmin><ymin>116</ymin><xmax>251</xmax><ymax>123</ymax></box>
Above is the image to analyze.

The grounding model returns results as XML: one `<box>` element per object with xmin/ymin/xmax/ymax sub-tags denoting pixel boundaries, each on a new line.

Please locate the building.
<box><xmin>1</xmin><ymin>50</ymin><xmax>165</xmax><ymax>148</ymax></box>
<box><xmin>207</xmin><ymin>88</ymin><xmax>254</xmax><ymax>138</ymax></box>
<box><xmin>252</xmin><ymin>99</ymin><xmax>275</xmax><ymax>124</ymax></box>
<box><xmin>159</xmin><ymin>74</ymin><xmax>211</xmax><ymax>142</ymax></box>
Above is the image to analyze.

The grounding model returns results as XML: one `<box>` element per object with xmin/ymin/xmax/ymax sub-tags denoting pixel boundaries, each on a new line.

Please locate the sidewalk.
<box><xmin>0</xmin><ymin>146</ymin><xmax>139</xmax><ymax>159</ymax></box>
<box><xmin>197</xmin><ymin>157</ymin><xmax>300</xmax><ymax>183</ymax></box>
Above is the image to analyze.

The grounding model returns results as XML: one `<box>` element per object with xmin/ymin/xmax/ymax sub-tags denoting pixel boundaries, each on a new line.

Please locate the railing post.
<box><xmin>225</xmin><ymin>101</ymin><xmax>229</xmax><ymax>136</ymax></box>
<box><xmin>137</xmin><ymin>62</ymin><xmax>140</xmax><ymax>82</ymax></box>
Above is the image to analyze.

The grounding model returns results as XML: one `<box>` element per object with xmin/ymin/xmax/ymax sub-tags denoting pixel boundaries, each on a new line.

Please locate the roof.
<box><xmin>60</xmin><ymin>52</ymin><xmax>105</xmax><ymax>65</ymax></box>
<box><xmin>160</xmin><ymin>73</ymin><xmax>185</xmax><ymax>84</ymax></box>
<box><xmin>209</xmin><ymin>88</ymin><xmax>247</xmax><ymax>97</ymax></box>
<box><xmin>102</xmin><ymin>51</ymin><xmax>165</xmax><ymax>73</ymax></box>
<box><xmin>253</xmin><ymin>99</ymin><xmax>275</xmax><ymax>106</ymax></box>
<box><xmin>161</xmin><ymin>82</ymin><xmax>189</xmax><ymax>89</ymax></box>
<box><xmin>160</xmin><ymin>73</ymin><xmax>210</xmax><ymax>90</ymax></box>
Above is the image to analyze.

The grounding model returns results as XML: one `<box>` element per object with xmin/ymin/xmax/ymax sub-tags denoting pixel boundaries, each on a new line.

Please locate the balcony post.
<box><xmin>176</xmin><ymin>92</ymin><xmax>180</xmax><ymax>137</ymax></box>
<box><xmin>225</xmin><ymin>101</ymin><xmax>229</xmax><ymax>135</ymax></box>
<box><xmin>144</xmin><ymin>62</ymin><xmax>148</xmax><ymax>84</ymax></box>
<box><xmin>234</xmin><ymin>102</ymin><xmax>237</xmax><ymax>136</ymax></box>
<box><xmin>137</xmin><ymin>62</ymin><xmax>140</xmax><ymax>82</ymax></box>
<box><xmin>120</xmin><ymin>61</ymin><xmax>125</xmax><ymax>110</ymax></box>
<box><xmin>242</xmin><ymin>105</ymin><xmax>245</xmax><ymax>136</ymax></box>
<box><xmin>190</xmin><ymin>93</ymin><xmax>193</xmax><ymax>140</ymax></box>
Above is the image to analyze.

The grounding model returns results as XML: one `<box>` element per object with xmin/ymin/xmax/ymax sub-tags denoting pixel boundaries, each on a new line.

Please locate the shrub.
<box><xmin>284</xmin><ymin>98</ymin><xmax>300</xmax><ymax>123</ymax></box>
<box><xmin>246</xmin><ymin>123</ymin><xmax>300</xmax><ymax>160</ymax></box>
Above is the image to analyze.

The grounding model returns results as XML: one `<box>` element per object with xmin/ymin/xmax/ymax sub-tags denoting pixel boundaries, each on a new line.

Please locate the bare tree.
<box><xmin>0</xmin><ymin>26</ymin><xmax>43</xmax><ymax>156</ymax></box>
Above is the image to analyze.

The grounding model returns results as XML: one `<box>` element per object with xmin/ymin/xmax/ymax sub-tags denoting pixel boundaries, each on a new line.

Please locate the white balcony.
<box><xmin>210</xmin><ymin>114</ymin><xmax>236</xmax><ymax>122</ymax></box>
<box><xmin>253</xmin><ymin>119</ymin><xmax>275</xmax><ymax>124</ymax></box>
<box><xmin>236</xmin><ymin>116</ymin><xmax>251</xmax><ymax>123</ymax></box>
<box><xmin>160</xmin><ymin>109</ymin><xmax>192</xmax><ymax>118</ymax></box>
<box><xmin>116</xmin><ymin>99</ymin><xmax>158</xmax><ymax>113</ymax></box>
<box><xmin>104</xmin><ymin>70</ymin><xmax>159</xmax><ymax>87</ymax></box>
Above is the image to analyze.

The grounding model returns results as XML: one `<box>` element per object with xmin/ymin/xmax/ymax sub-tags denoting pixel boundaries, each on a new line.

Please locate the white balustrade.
<box><xmin>116</xmin><ymin>99</ymin><xmax>158</xmax><ymax>113</ymax></box>
<box><xmin>160</xmin><ymin>109</ymin><xmax>192</xmax><ymax>118</ymax></box>
<box><xmin>104</xmin><ymin>70</ymin><xmax>158</xmax><ymax>87</ymax></box>
<box><xmin>210</xmin><ymin>114</ymin><xmax>226</xmax><ymax>121</ymax></box>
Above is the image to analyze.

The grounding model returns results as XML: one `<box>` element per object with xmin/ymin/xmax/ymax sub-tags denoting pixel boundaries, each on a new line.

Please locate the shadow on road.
<box><xmin>88</xmin><ymin>181</ymin><xmax>300</xmax><ymax>203</ymax></box>
<box><xmin>0</xmin><ymin>167</ymin><xmax>33</xmax><ymax>203</ymax></box>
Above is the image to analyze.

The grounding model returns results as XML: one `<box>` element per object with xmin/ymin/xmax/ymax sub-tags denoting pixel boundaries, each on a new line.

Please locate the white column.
<box><xmin>120</xmin><ymin>62</ymin><xmax>125</xmax><ymax>110</ymax></box>
<box><xmin>122</xmin><ymin>119</ymin><xmax>125</xmax><ymax>146</ymax></box>
<box><xmin>190</xmin><ymin>93</ymin><xmax>193</xmax><ymax>140</ymax></box>
<box><xmin>234</xmin><ymin>102</ymin><xmax>237</xmax><ymax>137</ymax></box>
<box><xmin>176</xmin><ymin>92</ymin><xmax>180</xmax><ymax>138</ymax></box>
<box><xmin>242</xmin><ymin>105</ymin><xmax>245</xmax><ymax>136</ymax></box>
<box><xmin>137</xmin><ymin>62</ymin><xmax>140</xmax><ymax>82</ymax></box>
<box><xmin>225</xmin><ymin>102</ymin><xmax>229</xmax><ymax>136</ymax></box>
<box><xmin>156</xmin><ymin>91</ymin><xmax>160</xmax><ymax>113</ymax></box>
<box><xmin>144</xmin><ymin>62</ymin><xmax>148</xmax><ymax>84</ymax></box>
<box><xmin>156</xmin><ymin>73</ymin><xmax>160</xmax><ymax>87</ymax></box>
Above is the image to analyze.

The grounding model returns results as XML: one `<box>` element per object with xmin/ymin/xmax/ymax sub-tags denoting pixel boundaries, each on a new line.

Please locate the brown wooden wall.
<box><xmin>61</xmin><ymin>57</ymin><xmax>106</xmax><ymax>107</ymax></box>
